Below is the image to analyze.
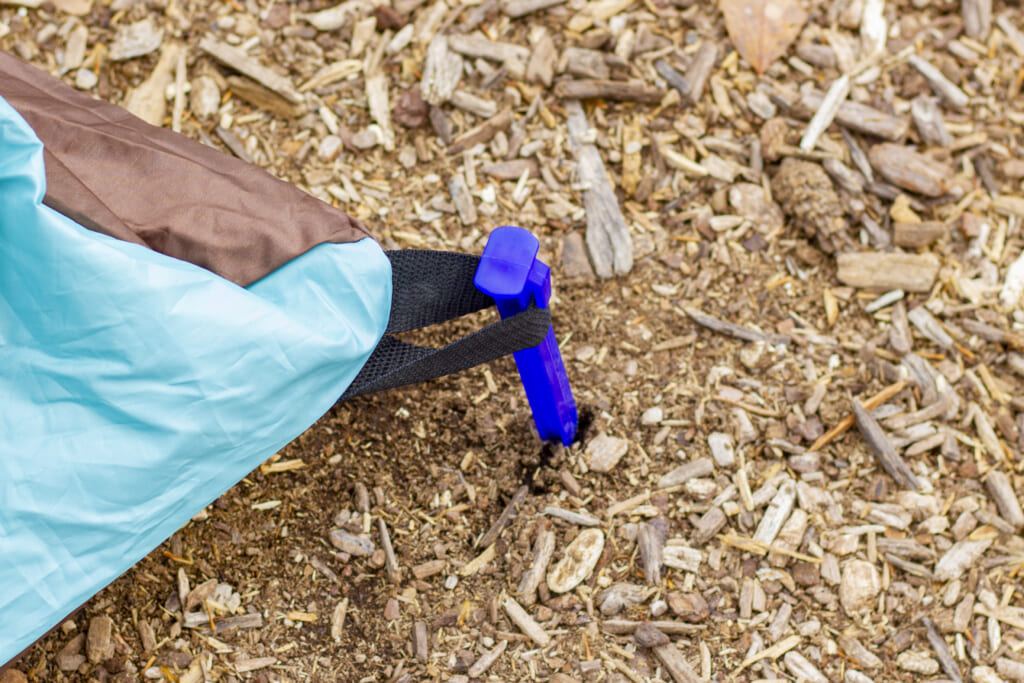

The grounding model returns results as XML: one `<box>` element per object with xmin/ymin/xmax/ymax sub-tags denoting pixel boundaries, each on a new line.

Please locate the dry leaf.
<box><xmin>720</xmin><ymin>0</ymin><xmax>808</xmax><ymax>75</ymax></box>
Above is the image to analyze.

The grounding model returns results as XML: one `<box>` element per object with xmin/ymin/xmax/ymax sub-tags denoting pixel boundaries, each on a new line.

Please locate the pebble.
<box><xmin>86</xmin><ymin>615</ymin><xmax>115</xmax><ymax>664</ymax></box>
<box><xmin>329</xmin><ymin>529</ymin><xmax>375</xmax><ymax>556</ymax></box>
<box><xmin>547</xmin><ymin>528</ymin><xmax>604</xmax><ymax>593</ymax></box>
<box><xmin>728</xmin><ymin>182</ymin><xmax>784</xmax><ymax>232</ymax></box>
<box><xmin>707</xmin><ymin>432</ymin><xmax>735</xmax><ymax>467</ymax></box>
<box><xmin>839</xmin><ymin>560</ymin><xmax>881</xmax><ymax>615</ymax></box>
<box><xmin>650</xmin><ymin>599</ymin><xmax>668</xmax><ymax>617</ymax></box>
<box><xmin>74</xmin><ymin>68</ymin><xmax>98</xmax><ymax>90</ymax></box>
<box><xmin>57</xmin><ymin>633</ymin><xmax>87</xmax><ymax>671</ymax></box>
<box><xmin>641</xmin><ymin>406</ymin><xmax>663</xmax><ymax>425</ymax></box>
<box><xmin>0</xmin><ymin>671</ymin><xmax>28</xmax><ymax>683</ymax></box>
<box><xmin>666</xmin><ymin>591</ymin><xmax>709</xmax><ymax>622</ymax></box>
<box><xmin>317</xmin><ymin>135</ymin><xmax>343</xmax><ymax>162</ymax></box>
<box><xmin>585</xmin><ymin>434</ymin><xmax>628</xmax><ymax>473</ymax></box>
<box><xmin>109</xmin><ymin>17</ymin><xmax>164</xmax><ymax>61</ymax></box>
<box><xmin>351</xmin><ymin>126</ymin><xmax>382</xmax><ymax>150</ymax></box>
<box><xmin>896</xmin><ymin>651</ymin><xmax>940</xmax><ymax>675</ymax></box>
<box><xmin>574</xmin><ymin>345</ymin><xmax>596</xmax><ymax>362</ymax></box>
<box><xmin>190</xmin><ymin>75</ymin><xmax>221</xmax><ymax>119</ymax></box>
<box><xmin>598</xmin><ymin>583</ymin><xmax>645</xmax><ymax>615</ymax></box>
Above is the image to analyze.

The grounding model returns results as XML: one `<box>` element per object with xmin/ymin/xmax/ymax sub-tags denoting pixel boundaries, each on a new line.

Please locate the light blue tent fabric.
<box><xmin>0</xmin><ymin>96</ymin><xmax>391</xmax><ymax>663</ymax></box>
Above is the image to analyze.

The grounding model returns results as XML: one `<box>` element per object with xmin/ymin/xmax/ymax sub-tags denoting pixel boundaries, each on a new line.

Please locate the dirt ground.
<box><xmin>4</xmin><ymin>0</ymin><xmax>1024</xmax><ymax>681</ymax></box>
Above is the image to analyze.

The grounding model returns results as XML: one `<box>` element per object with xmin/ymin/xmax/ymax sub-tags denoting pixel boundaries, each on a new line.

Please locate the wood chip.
<box><xmin>907</xmin><ymin>54</ymin><xmax>970</xmax><ymax>109</ymax></box>
<box><xmin>836</xmin><ymin>252</ymin><xmax>940</xmax><ymax>292</ymax></box>
<box><xmin>983</xmin><ymin>471</ymin><xmax>1024</xmax><ymax>530</ymax></box>
<box><xmin>225</xmin><ymin>75</ymin><xmax>303</xmax><ymax>118</ymax></box>
<box><xmin>565</xmin><ymin>100</ymin><xmax>633</xmax><ymax>277</ymax></box>
<box><xmin>468</xmin><ymin>640</ymin><xmax>507</xmax><ymax>678</ymax></box>
<box><xmin>634</xmin><ymin>624</ymin><xmax>703</xmax><ymax>683</ymax></box>
<box><xmin>518</xmin><ymin>528</ymin><xmax>556</xmax><ymax>605</ymax></box>
<box><xmin>378</xmin><ymin>519</ymin><xmax>400</xmax><ymax>583</ymax></box>
<box><xmin>684</xmin><ymin>307</ymin><xmax>789</xmax><ymax>345</ymax></box>
<box><xmin>547</xmin><ymin>528</ymin><xmax>604</xmax><ymax>593</ymax></box>
<box><xmin>502</xmin><ymin>595</ymin><xmax>551</xmax><ymax>646</ymax></box>
<box><xmin>499</xmin><ymin>0</ymin><xmax>565</xmax><ymax>17</ymax></box>
<box><xmin>851</xmin><ymin>397</ymin><xmax>919</xmax><ymax>490</ymax></box>
<box><xmin>478</xmin><ymin>484</ymin><xmax>529</xmax><ymax>548</ymax></box>
<box><xmin>554</xmin><ymin>79</ymin><xmax>664</xmax><ymax>103</ymax></box>
<box><xmin>199</xmin><ymin>35</ymin><xmax>303</xmax><ymax>106</ymax></box>
<box><xmin>447</xmin><ymin>109</ymin><xmax>512</xmax><ymax>155</ymax></box>
<box><xmin>799</xmin><ymin>89</ymin><xmax>908</xmax><ymax>141</ymax></box>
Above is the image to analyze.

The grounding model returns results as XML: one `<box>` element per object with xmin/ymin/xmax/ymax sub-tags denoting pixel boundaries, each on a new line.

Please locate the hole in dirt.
<box><xmin>519</xmin><ymin>405</ymin><xmax>594</xmax><ymax>493</ymax></box>
<box><xmin>574</xmin><ymin>406</ymin><xmax>595</xmax><ymax>444</ymax></box>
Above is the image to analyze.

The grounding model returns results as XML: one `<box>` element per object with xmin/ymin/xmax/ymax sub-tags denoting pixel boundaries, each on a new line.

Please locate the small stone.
<box><xmin>317</xmin><ymin>135</ymin><xmax>343</xmax><ymax>162</ymax></box>
<box><xmin>666</xmin><ymin>591</ymin><xmax>709</xmax><ymax>622</ymax></box>
<box><xmin>190</xmin><ymin>76</ymin><xmax>221</xmax><ymax>119</ymax></box>
<box><xmin>351</xmin><ymin>127</ymin><xmax>382</xmax><ymax>150</ymax></box>
<box><xmin>793</xmin><ymin>562</ymin><xmax>820</xmax><ymax>587</ymax></box>
<box><xmin>384</xmin><ymin>598</ymin><xmax>400</xmax><ymax>620</ymax></box>
<box><xmin>585</xmin><ymin>434</ymin><xmax>628</xmax><ymax>473</ymax></box>
<box><xmin>707</xmin><ymin>432</ymin><xmax>735</xmax><ymax>467</ymax></box>
<box><xmin>728</xmin><ymin>182</ymin><xmax>784</xmax><ymax>233</ymax></box>
<box><xmin>547</xmin><ymin>529</ymin><xmax>604</xmax><ymax>593</ymax></box>
<box><xmin>641</xmin><ymin>407</ymin><xmax>663</xmax><ymax>425</ymax></box>
<box><xmin>839</xmin><ymin>560</ymin><xmax>881</xmax><ymax>615</ymax></box>
<box><xmin>329</xmin><ymin>529</ymin><xmax>375</xmax><ymax>556</ymax></box>
<box><xmin>109</xmin><ymin>17</ymin><xmax>163</xmax><ymax>61</ymax></box>
<box><xmin>896</xmin><ymin>651</ymin><xmax>940</xmax><ymax>675</ymax></box>
<box><xmin>86</xmin><ymin>615</ymin><xmax>115</xmax><ymax>664</ymax></box>
<box><xmin>74</xmin><ymin>68</ymin><xmax>98</xmax><ymax>90</ymax></box>
<box><xmin>394</xmin><ymin>85</ymin><xmax>428</xmax><ymax>128</ymax></box>
<box><xmin>398</xmin><ymin>145</ymin><xmax>417</xmax><ymax>168</ymax></box>
<box><xmin>634</xmin><ymin>623</ymin><xmax>670</xmax><ymax>648</ymax></box>
<box><xmin>650</xmin><ymin>599</ymin><xmax>668</xmax><ymax>617</ymax></box>
<box><xmin>0</xmin><ymin>671</ymin><xmax>28</xmax><ymax>683</ymax></box>
<box><xmin>598</xmin><ymin>583</ymin><xmax>645</xmax><ymax>615</ymax></box>
<box><xmin>56</xmin><ymin>633</ymin><xmax>86</xmax><ymax>671</ymax></box>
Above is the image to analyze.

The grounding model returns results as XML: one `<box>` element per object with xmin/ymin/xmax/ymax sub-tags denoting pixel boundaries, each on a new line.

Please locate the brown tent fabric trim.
<box><xmin>0</xmin><ymin>50</ymin><xmax>372</xmax><ymax>287</ymax></box>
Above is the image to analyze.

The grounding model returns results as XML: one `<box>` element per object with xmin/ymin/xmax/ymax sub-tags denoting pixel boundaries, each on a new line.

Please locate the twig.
<box><xmin>809</xmin><ymin>380</ymin><xmax>908</xmax><ymax>451</ymax></box>
<box><xmin>850</xmin><ymin>398</ymin><xmax>920</xmax><ymax>491</ymax></box>
<box><xmin>922</xmin><ymin>616</ymin><xmax>963</xmax><ymax>683</ymax></box>
<box><xmin>682</xmin><ymin>307</ymin><xmax>789</xmax><ymax>345</ymax></box>
<box><xmin>378</xmin><ymin>519</ymin><xmax>400</xmax><ymax>583</ymax></box>
<box><xmin>478</xmin><ymin>485</ymin><xmax>529</xmax><ymax>548</ymax></box>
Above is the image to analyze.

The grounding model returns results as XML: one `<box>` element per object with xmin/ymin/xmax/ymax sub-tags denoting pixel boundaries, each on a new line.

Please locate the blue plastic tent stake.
<box><xmin>474</xmin><ymin>226</ymin><xmax>578</xmax><ymax>446</ymax></box>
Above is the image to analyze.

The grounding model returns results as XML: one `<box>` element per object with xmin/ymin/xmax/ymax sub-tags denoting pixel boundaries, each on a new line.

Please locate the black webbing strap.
<box><xmin>340</xmin><ymin>250</ymin><xmax>551</xmax><ymax>400</ymax></box>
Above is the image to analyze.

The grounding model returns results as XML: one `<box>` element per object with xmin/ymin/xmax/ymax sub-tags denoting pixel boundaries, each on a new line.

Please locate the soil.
<box><xmin>4</xmin><ymin>0</ymin><xmax>1024</xmax><ymax>681</ymax></box>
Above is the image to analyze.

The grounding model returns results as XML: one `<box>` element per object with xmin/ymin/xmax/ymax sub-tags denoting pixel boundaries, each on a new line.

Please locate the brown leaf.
<box><xmin>720</xmin><ymin>0</ymin><xmax>808</xmax><ymax>75</ymax></box>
